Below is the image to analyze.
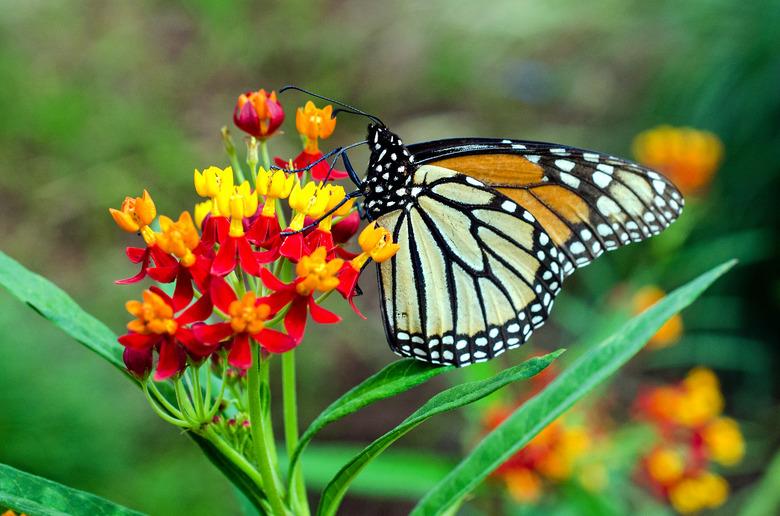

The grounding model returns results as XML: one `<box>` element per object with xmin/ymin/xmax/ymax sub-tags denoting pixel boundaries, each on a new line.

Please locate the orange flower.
<box><xmin>296</xmin><ymin>101</ymin><xmax>337</xmax><ymax>153</ymax></box>
<box><xmin>156</xmin><ymin>211</ymin><xmax>200</xmax><ymax>267</ymax></box>
<box><xmin>632</xmin><ymin>286</ymin><xmax>683</xmax><ymax>349</ymax></box>
<box><xmin>504</xmin><ymin>469</ymin><xmax>542</xmax><ymax>502</ymax></box>
<box><xmin>632</xmin><ymin>126</ymin><xmax>723</xmax><ymax>195</ymax></box>
<box><xmin>702</xmin><ymin>417</ymin><xmax>745</xmax><ymax>466</ymax></box>
<box><xmin>645</xmin><ymin>446</ymin><xmax>685</xmax><ymax>486</ymax></box>
<box><xmin>109</xmin><ymin>190</ymin><xmax>157</xmax><ymax>244</ymax></box>
<box><xmin>667</xmin><ymin>471</ymin><xmax>728</xmax><ymax>514</ymax></box>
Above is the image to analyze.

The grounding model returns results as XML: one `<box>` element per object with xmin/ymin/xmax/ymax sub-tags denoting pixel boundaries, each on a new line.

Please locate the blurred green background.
<box><xmin>1</xmin><ymin>0</ymin><xmax>778</xmax><ymax>514</ymax></box>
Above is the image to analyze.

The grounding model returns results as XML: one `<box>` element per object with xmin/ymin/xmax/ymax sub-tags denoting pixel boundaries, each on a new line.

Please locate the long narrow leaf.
<box><xmin>316</xmin><ymin>350</ymin><xmax>563</xmax><ymax>516</ymax></box>
<box><xmin>0</xmin><ymin>250</ymin><xmax>267</xmax><ymax>512</ymax></box>
<box><xmin>411</xmin><ymin>259</ymin><xmax>735</xmax><ymax>515</ymax></box>
<box><xmin>289</xmin><ymin>359</ymin><xmax>453</xmax><ymax>487</ymax></box>
<box><xmin>0</xmin><ymin>463</ymin><xmax>143</xmax><ymax>516</ymax></box>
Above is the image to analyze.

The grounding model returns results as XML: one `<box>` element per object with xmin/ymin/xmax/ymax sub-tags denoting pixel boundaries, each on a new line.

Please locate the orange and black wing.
<box><xmin>408</xmin><ymin>138</ymin><xmax>684</xmax><ymax>275</ymax></box>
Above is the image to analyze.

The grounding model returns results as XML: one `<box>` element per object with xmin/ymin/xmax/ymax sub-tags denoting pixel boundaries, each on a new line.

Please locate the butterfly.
<box><xmin>280</xmin><ymin>87</ymin><xmax>684</xmax><ymax>367</ymax></box>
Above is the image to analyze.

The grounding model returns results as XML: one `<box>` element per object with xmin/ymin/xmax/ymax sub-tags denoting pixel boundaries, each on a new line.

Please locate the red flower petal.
<box><xmin>154</xmin><ymin>338</ymin><xmax>186</xmax><ymax>381</ymax></box>
<box><xmin>255</xmin><ymin>328</ymin><xmax>297</xmax><ymax>353</ymax></box>
<box><xmin>261</xmin><ymin>290</ymin><xmax>294</xmax><ymax>315</ymax></box>
<box><xmin>150</xmin><ymin>246</ymin><xmax>178</xmax><ymax>269</ymax></box>
<box><xmin>259</xmin><ymin>268</ymin><xmax>290</xmax><ymax>292</ymax></box>
<box><xmin>210</xmin><ymin>276</ymin><xmax>238</xmax><ymax>313</ymax></box>
<box><xmin>118</xmin><ymin>332</ymin><xmax>161</xmax><ymax>350</ymax></box>
<box><xmin>305</xmin><ymin>229</ymin><xmax>335</xmax><ymax>257</ymax></box>
<box><xmin>229</xmin><ymin>333</ymin><xmax>253</xmax><ymax>369</ymax></box>
<box><xmin>177</xmin><ymin>326</ymin><xmax>216</xmax><ymax>358</ymax></box>
<box><xmin>116</xmin><ymin>248</ymin><xmax>151</xmax><ymax>285</ymax></box>
<box><xmin>308</xmin><ymin>296</ymin><xmax>342</xmax><ymax>324</ymax></box>
<box><xmin>279</xmin><ymin>232</ymin><xmax>305</xmax><ymax>261</ymax></box>
<box><xmin>332</xmin><ymin>211</ymin><xmax>360</xmax><ymax>244</ymax></box>
<box><xmin>147</xmin><ymin>264</ymin><xmax>179</xmax><ymax>283</ymax></box>
<box><xmin>212</xmin><ymin>236</ymin><xmax>237</xmax><ymax>276</ymax></box>
<box><xmin>237</xmin><ymin>237</ymin><xmax>261</xmax><ymax>276</ymax></box>
<box><xmin>284</xmin><ymin>297</ymin><xmax>309</xmax><ymax>343</ymax></box>
<box><xmin>178</xmin><ymin>294</ymin><xmax>212</xmax><ymax>325</ymax></box>
<box><xmin>256</xmin><ymin>245</ymin><xmax>281</xmax><ymax>264</ymax></box>
<box><xmin>192</xmin><ymin>321</ymin><xmax>234</xmax><ymax>344</ymax></box>
<box><xmin>172</xmin><ymin>268</ymin><xmax>194</xmax><ymax>311</ymax></box>
<box><xmin>189</xmin><ymin>255</ymin><xmax>212</xmax><ymax>290</ymax></box>
<box><xmin>125</xmin><ymin>246</ymin><xmax>148</xmax><ymax>263</ymax></box>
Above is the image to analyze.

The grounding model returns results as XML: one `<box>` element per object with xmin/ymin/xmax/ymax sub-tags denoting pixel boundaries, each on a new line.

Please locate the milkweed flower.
<box><xmin>634</xmin><ymin>367</ymin><xmax>744</xmax><ymax>513</ymax></box>
<box><xmin>233</xmin><ymin>89</ymin><xmax>284</xmax><ymax>140</ymax></box>
<box><xmin>118</xmin><ymin>288</ymin><xmax>213</xmax><ymax>380</ymax></box>
<box><xmin>194</xmin><ymin>290</ymin><xmax>295</xmax><ymax>369</ymax></box>
<box><xmin>211</xmin><ymin>181</ymin><xmax>262</xmax><ymax>277</ymax></box>
<box><xmin>632</xmin><ymin>285</ymin><xmax>683</xmax><ymax>349</ymax></box>
<box><xmin>275</xmin><ymin>101</ymin><xmax>347</xmax><ymax>181</ymax></box>
<box><xmin>261</xmin><ymin>247</ymin><xmax>343</xmax><ymax>343</ymax></box>
<box><xmin>632</xmin><ymin>126</ymin><xmax>723</xmax><ymax>195</ymax></box>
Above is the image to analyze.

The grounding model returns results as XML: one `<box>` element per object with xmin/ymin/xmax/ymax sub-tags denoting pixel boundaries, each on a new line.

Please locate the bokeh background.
<box><xmin>1</xmin><ymin>0</ymin><xmax>778</xmax><ymax>514</ymax></box>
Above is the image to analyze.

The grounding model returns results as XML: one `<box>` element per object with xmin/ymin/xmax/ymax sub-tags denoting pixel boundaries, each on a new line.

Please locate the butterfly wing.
<box><xmin>408</xmin><ymin>138</ymin><xmax>684</xmax><ymax>274</ymax></box>
<box><xmin>375</xmin><ymin>165</ymin><xmax>565</xmax><ymax>366</ymax></box>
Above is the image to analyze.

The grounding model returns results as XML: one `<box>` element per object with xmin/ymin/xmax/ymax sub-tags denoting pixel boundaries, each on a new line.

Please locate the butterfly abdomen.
<box><xmin>362</xmin><ymin>125</ymin><xmax>415</xmax><ymax>220</ymax></box>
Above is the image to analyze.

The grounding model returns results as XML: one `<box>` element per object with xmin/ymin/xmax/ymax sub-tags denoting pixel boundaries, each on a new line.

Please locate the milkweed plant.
<box><xmin>0</xmin><ymin>87</ymin><xmax>736</xmax><ymax>516</ymax></box>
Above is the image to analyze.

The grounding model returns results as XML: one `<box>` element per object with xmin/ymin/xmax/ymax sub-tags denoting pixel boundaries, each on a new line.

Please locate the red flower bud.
<box><xmin>233</xmin><ymin>89</ymin><xmax>285</xmax><ymax>139</ymax></box>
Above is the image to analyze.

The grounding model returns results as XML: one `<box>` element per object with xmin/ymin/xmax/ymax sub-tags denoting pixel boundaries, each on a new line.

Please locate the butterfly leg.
<box><xmin>279</xmin><ymin>189</ymin><xmax>364</xmax><ymax>236</ymax></box>
<box><xmin>341</xmin><ymin>151</ymin><xmax>364</xmax><ymax>188</ymax></box>
<box><xmin>270</xmin><ymin>146</ymin><xmax>345</xmax><ymax>173</ymax></box>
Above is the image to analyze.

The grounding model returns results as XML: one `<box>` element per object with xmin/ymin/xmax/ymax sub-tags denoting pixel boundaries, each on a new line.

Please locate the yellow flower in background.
<box><xmin>296</xmin><ymin>101</ymin><xmax>337</xmax><ymax>153</ymax></box>
<box><xmin>504</xmin><ymin>469</ymin><xmax>542</xmax><ymax>503</ymax></box>
<box><xmin>676</xmin><ymin>367</ymin><xmax>724</xmax><ymax>428</ymax></box>
<box><xmin>668</xmin><ymin>471</ymin><xmax>728</xmax><ymax>514</ymax></box>
<box><xmin>645</xmin><ymin>446</ymin><xmax>685</xmax><ymax>486</ymax></box>
<box><xmin>632</xmin><ymin>125</ymin><xmax>723</xmax><ymax>195</ymax></box>
<box><xmin>632</xmin><ymin>285</ymin><xmax>683</xmax><ymax>349</ymax></box>
<box><xmin>702</xmin><ymin>417</ymin><xmax>745</xmax><ymax>466</ymax></box>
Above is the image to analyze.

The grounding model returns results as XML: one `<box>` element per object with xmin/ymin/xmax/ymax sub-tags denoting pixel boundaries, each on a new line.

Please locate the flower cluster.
<box><xmin>486</xmin><ymin>406</ymin><xmax>595</xmax><ymax>503</ymax></box>
<box><xmin>634</xmin><ymin>367</ymin><xmax>745</xmax><ymax>513</ymax></box>
<box><xmin>633</xmin><ymin>126</ymin><xmax>724</xmax><ymax>196</ymax></box>
<box><xmin>110</xmin><ymin>88</ymin><xmax>400</xmax><ymax>382</ymax></box>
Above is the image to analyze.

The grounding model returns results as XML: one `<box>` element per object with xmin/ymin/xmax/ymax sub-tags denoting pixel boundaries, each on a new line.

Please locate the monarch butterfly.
<box><xmin>280</xmin><ymin>87</ymin><xmax>684</xmax><ymax>367</ymax></box>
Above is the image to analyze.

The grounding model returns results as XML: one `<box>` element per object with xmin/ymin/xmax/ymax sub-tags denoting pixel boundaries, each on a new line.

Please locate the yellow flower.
<box><xmin>646</xmin><ymin>446</ymin><xmax>685</xmax><ymax>486</ymax></box>
<box><xmin>295</xmin><ymin>247</ymin><xmax>344</xmax><ymax>296</ymax></box>
<box><xmin>229</xmin><ymin>292</ymin><xmax>271</xmax><ymax>334</ymax></box>
<box><xmin>216</xmin><ymin>181</ymin><xmax>258</xmax><ymax>238</ymax></box>
<box><xmin>675</xmin><ymin>367</ymin><xmax>724</xmax><ymax>428</ymax></box>
<box><xmin>632</xmin><ymin>126</ymin><xmax>723</xmax><ymax>195</ymax></box>
<box><xmin>256</xmin><ymin>167</ymin><xmax>296</xmax><ymax>216</ymax></box>
<box><xmin>632</xmin><ymin>285</ymin><xmax>683</xmax><ymax>349</ymax></box>
<box><xmin>109</xmin><ymin>190</ymin><xmax>157</xmax><ymax>244</ymax></box>
<box><xmin>309</xmin><ymin>184</ymin><xmax>355</xmax><ymax>232</ymax></box>
<box><xmin>504</xmin><ymin>469</ymin><xmax>542</xmax><ymax>503</ymax></box>
<box><xmin>356</xmin><ymin>223</ymin><xmax>401</xmax><ymax>264</ymax></box>
<box><xmin>155</xmin><ymin>211</ymin><xmax>200</xmax><ymax>267</ymax></box>
<box><xmin>702</xmin><ymin>417</ymin><xmax>745</xmax><ymax>466</ymax></box>
<box><xmin>193</xmin><ymin>200</ymin><xmax>212</xmax><ymax>227</ymax></box>
<box><xmin>296</xmin><ymin>101</ymin><xmax>337</xmax><ymax>153</ymax></box>
<box><xmin>668</xmin><ymin>472</ymin><xmax>729</xmax><ymax>514</ymax></box>
<box><xmin>287</xmin><ymin>182</ymin><xmax>330</xmax><ymax>231</ymax></box>
<box><xmin>125</xmin><ymin>290</ymin><xmax>177</xmax><ymax>335</ymax></box>
<box><xmin>194</xmin><ymin>166</ymin><xmax>234</xmax><ymax>201</ymax></box>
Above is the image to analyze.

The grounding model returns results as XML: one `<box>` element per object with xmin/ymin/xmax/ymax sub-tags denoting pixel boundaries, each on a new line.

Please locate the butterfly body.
<box><xmin>353</xmin><ymin>123</ymin><xmax>684</xmax><ymax>367</ymax></box>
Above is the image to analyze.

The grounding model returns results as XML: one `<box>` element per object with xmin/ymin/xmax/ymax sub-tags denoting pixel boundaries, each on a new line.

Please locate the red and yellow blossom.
<box><xmin>118</xmin><ymin>288</ymin><xmax>212</xmax><ymax>380</ymax></box>
<box><xmin>212</xmin><ymin>181</ymin><xmax>263</xmax><ymax>277</ymax></box>
<box><xmin>275</xmin><ymin>101</ymin><xmax>346</xmax><ymax>181</ymax></box>
<box><xmin>233</xmin><ymin>89</ymin><xmax>284</xmax><ymax>140</ymax></box>
<box><xmin>337</xmin><ymin>222</ymin><xmax>400</xmax><ymax>314</ymax></box>
<box><xmin>194</xmin><ymin>165</ymin><xmax>234</xmax><ymax>245</ymax></box>
<box><xmin>304</xmin><ymin>183</ymin><xmax>356</xmax><ymax>253</ymax></box>
<box><xmin>632</xmin><ymin>285</ymin><xmax>683</xmax><ymax>349</ymax></box>
<box><xmin>194</xmin><ymin>289</ymin><xmax>295</xmax><ymax>369</ymax></box>
<box><xmin>279</xmin><ymin>181</ymin><xmax>331</xmax><ymax>260</ymax></box>
<box><xmin>246</xmin><ymin>167</ymin><xmax>296</xmax><ymax>257</ymax></box>
<box><xmin>635</xmin><ymin>367</ymin><xmax>744</xmax><ymax>513</ymax></box>
<box><xmin>261</xmin><ymin>247</ymin><xmax>343</xmax><ymax>343</ymax></box>
<box><xmin>632</xmin><ymin>125</ymin><xmax>723</xmax><ymax>195</ymax></box>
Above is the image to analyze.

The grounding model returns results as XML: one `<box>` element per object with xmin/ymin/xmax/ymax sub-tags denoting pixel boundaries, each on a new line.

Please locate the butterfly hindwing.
<box><xmin>375</xmin><ymin>165</ymin><xmax>565</xmax><ymax>366</ymax></box>
<box><xmin>408</xmin><ymin>138</ymin><xmax>684</xmax><ymax>275</ymax></box>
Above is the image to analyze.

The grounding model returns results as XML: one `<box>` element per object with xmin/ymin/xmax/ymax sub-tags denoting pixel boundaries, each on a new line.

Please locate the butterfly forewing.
<box><xmin>408</xmin><ymin>138</ymin><xmax>684</xmax><ymax>274</ymax></box>
<box><xmin>375</xmin><ymin>166</ymin><xmax>564</xmax><ymax>366</ymax></box>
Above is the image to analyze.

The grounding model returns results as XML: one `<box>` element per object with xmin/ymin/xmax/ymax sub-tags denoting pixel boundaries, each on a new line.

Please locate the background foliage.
<box><xmin>0</xmin><ymin>0</ymin><xmax>777</xmax><ymax>514</ymax></box>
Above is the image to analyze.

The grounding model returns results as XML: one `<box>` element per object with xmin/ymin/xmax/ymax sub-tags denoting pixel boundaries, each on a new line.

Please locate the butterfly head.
<box><xmin>362</xmin><ymin>124</ymin><xmax>414</xmax><ymax>220</ymax></box>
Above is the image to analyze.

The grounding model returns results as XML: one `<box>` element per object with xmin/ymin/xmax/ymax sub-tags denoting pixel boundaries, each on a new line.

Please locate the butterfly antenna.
<box><xmin>278</xmin><ymin>85</ymin><xmax>385</xmax><ymax>126</ymax></box>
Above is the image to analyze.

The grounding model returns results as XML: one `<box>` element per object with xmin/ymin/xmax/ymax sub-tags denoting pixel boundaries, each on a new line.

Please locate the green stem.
<box><xmin>143</xmin><ymin>383</ymin><xmax>190</xmax><ymax>428</ymax></box>
<box><xmin>191</xmin><ymin>365</ymin><xmax>205</xmax><ymax>420</ymax></box>
<box><xmin>203</xmin><ymin>426</ymin><xmax>265</xmax><ymax>491</ymax></box>
<box><xmin>175</xmin><ymin>378</ymin><xmax>197</xmax><ymax>423</ymax></box>
<box><xmin>148</xmin><ymin>381</ymin><xmax>184</xmax><ymax>419</ymax></box>
<box><xmin>260</xmin><ymin>139</ymin><xmax>271</xmax><ymax>170</ymax></box>
<box><xmin>223</xmin><ymin>126</ymin><xmax>246</xmax><ymax>183</ymax></box>
<box><xmin>248</xmin><ymin>346</ymin><xmax>288</xmax><ymax>515</ymax></box>
<box><xmin>282</xmin><ymin>350</ymin><xmax>309</xmax><ymax>514</ymax></box>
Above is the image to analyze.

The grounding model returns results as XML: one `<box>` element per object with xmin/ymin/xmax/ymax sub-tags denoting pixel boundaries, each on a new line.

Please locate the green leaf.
<box><xmin>289</xmin><ymin>359</ymin><xmax>453</xmax><ymax>487</ymax></box>
<box><xmin>412</xmin><ymin>259</ymin><xmax>735</xmax><ymax>515</ymax></box>
<box><xmin>738</xmin><ymin>447</ymin><xmax>780</xmax><ymax>516</ymax></box>
<box><xmin>0</xmin><ymin>250</ymin><xmax>127</xmax><ymax>374</ymax></box>
<box><xmin>0</xmin><ymin>251</ymin><xmax>267</xmax><ymax>512</ymax></box>
<box><xmin>0</xmin><ymin>462</ymin><xmax>144</xmax><ymax>516</ymax></box>
<box><xmin>316</xmin><ymin>351</ymin><xmax>563</xmax><ymax>516</ymax></box>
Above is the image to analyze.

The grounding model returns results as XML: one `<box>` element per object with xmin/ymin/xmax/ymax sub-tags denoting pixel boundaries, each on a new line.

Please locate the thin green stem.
<box><xmin>143</xmin><ymin>383</ymin><xmax>190</xmax><ymax>428</ymax></box>
<box><xmin>191</xmin><ymin>365</ymin><xmax>205</xmax><ymax>420</ymax></box>
<box><xmin>260</xmin><ymin>139</ymin><xmax>271</xmax><ymax>170</ymax></box>
<box><xmin>203</xmin><ymin>426</ymin><xmax>265</xmax><ymax>491</ymax></box>
<box><xmin>148</xmin><ymin>381</ymin><xmax>184</xmax><ymax>419</ymax></box>
<box><xmin>282</xmin><ymin>350</ymin><xmax>309</xmax><ymax>514</ymax></box>
<box><xmin>248</xmin><ymin>346</ymin><xmax>288</xmax><ymax>515</ymax></box>
<box><xmin>223</xmin><ymin>126</ymin><xmax>246</xmax><ymax>183</ymax></box>
<box><xmin>175</xmin><ymin>377</ymin><xmax>197</xmax><ymax>423</ymax></box>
